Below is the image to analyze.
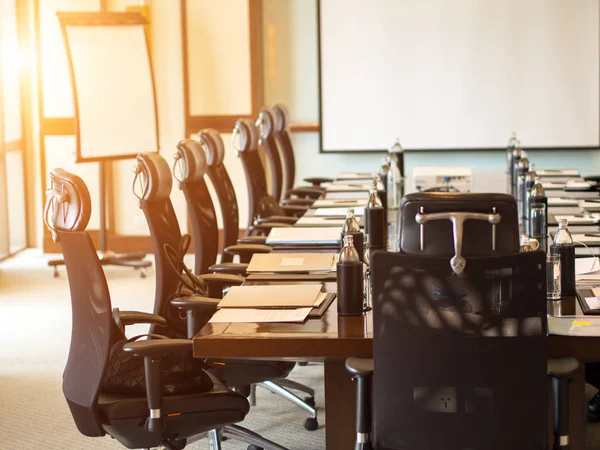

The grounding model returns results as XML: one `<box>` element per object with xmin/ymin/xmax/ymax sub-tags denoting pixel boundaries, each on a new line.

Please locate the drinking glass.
<box><xmin>546</xmin><ymin>254</ymin><xmax>561</xmax><ymax>300</ymax></box>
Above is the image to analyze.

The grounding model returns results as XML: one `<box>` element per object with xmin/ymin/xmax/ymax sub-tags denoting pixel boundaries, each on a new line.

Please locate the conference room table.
<box><xmin>193</xmin><ymin>170</ymin><xmax>598</xmax><ymax>450</ymax></box>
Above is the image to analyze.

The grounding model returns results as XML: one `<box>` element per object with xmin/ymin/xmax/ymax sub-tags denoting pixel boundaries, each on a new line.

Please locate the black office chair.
<box><xmin>44</xmin><ymin>168</ymin><xmax>249</xmax><ymax>450</ymax></box>
<box><xmin>347</xmin><ymin>192</ymin><xmax>579</xmax><ymax>450</ymax></box>
<box><xmin>232</xmin><ymin>119</ymin><xmax>308</xmax><ymax>233</ymax></box>
<box><xmin>133</xmin><ymin>152</ymin><xmax>319</xmax><ymax>435</ymax></box>
<box><xmin>172</xmin><ymin>139</ymin><xmax>272</xmax><ymax>272</ymax></box>
<box><xmin>256</xmin><ymin>107</ymin><xmax>322</xmax><ymax>205</ymax></box>
<box><xmin>271</xmin><ymin>103</ymin><xmax>333</xmax><ymax>190</ymax></box>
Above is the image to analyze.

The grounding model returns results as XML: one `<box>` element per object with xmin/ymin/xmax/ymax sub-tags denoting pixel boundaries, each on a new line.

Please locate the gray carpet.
<box><xmin>0</xmin><ymin>250</ymin><xmax>325</xmax><ymax>449</ymax></box>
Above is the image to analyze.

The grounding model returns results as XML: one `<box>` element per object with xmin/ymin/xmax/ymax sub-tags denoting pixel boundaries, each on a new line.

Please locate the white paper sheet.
<box><xmin>585</xmin><ymin>297</ymin><xmax>600</xmax><ymax>309</ymax></box>
<box><xmin>314</xmin><ymin>207</ymin><xmax>365</xmax><ymax>217</ymax></box>
<box><xmin>295</xmin><ymin>216</ymin><xmax>347</xmax><ymax>226</ymax></box>
<box><xmin>576</xmin><ymin>257</ymin><xmax>600</xmax><ymax>275</ymax></box>
<box><xmin>209</xmin><ymin>307</ymin><xmax>312</xmax><ymax>323</ymax></box>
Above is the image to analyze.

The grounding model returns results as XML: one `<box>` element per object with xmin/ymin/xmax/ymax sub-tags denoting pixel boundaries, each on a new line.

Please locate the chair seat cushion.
<box><xmin>98</xmin><ymin>373</ymin><xmax>249</xmax><ymax>421</ymax></box>
<box><xmin>206</xmin><ymin>359</ymin><xmax>295</xmax><ymax>387</ymax></box>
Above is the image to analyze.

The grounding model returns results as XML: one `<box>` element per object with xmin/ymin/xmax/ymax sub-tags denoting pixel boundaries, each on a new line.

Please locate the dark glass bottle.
<box><xmin>550</xmin><ymin>219</ymin><xmax>575</xmax><ymax>296</ymax></box>
<box><xmin>341</xmin><ymin>208</ymin><xmax>364</xmax><ymax>262</ymax></box>
<box><xmin>506</xmin><ymin>133</ymin><xmax>518</xmax><ymax>194</ymax></box>
<box><xmin>337</xmin><ymin>235</ymin><xmax>364</xmax><ymax>316</ymax></box>
<box><xmin>365</xmin><ymin>184</ymin><xmax>386</xmax><ymax>252</ymax></box>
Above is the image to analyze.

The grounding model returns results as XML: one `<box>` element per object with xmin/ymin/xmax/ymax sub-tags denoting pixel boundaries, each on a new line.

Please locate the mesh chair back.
<box><xmin>371</xmin><ymin>250</ymin><xmax>547</xmax><ymax>450</ymax></box>
<box><xmin>257</xmin><ymin>107</ymin><xmax>284</xmax><ymax>201</ymax></box>
<box><xmin>234</xmin><ymin>119</ymin><xmax>284</xmax><ymax>229</ymax></box>
<box><xmin>44</xmin><ymin>169</ymin><xmax>113</xmax><ymax>437</ymax></box>
<box><xmin>199</xmin><ymin>129</ymin><xmax>240</xmax><ymax>263</ymax></box>
<box><xmin>272</xmin><ymin>103</ymin><xmax>295</xmax><ymax>191</ymax></box>
<box><xmin>134</xmin><ymin>153</ymin><xmax>185</xmax><ymax>335</ymax></box>
<box><xmin>174</xmin><ymin>139</ymin><xmax>219</xmax><ymax>274</ymax></box>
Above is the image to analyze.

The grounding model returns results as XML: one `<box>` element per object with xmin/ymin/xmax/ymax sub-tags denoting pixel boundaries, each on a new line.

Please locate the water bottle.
<box><xmin>387</xmin><ymin>139</ymin><xmax>404</xmax><ymax>209</ymax></box>
<box><xmin>529</xmin><ymin>176</ymin><xmax>548</xmax><ymax>251</ymax></box>
<box><xmin>375</xmin><ymin>175</ymin><xmax>388</xmax><ymax>220</ymax></box>
<box><xmin>511</xmin><ymin>144</ymin><xmax>523</xmax><ymax>197</ymax></box>
<box><xmin>516</xmin><ymin>153</ymin><xmax>529</xmax><ymax>233</ymax></box>
<box><xmin>550</xmin><ymin>219</ymin><xmax>575</xmax><ymax>296</ymax></box>
<box><xmin>337</xmin><ymin>235</ymin><xmax>364</xmax><ymax>316</ymax></box>
<box><xmin>341</xmin><ymin>208</ymin><xmax>364</xmax><ymax>262</ymax></box>
<box><xmin>365</xmin><ymin>184</ymin><xmax>386</xmax><ymax>253</ymax></box>
<box><xmin>379</xmin><ymin>157</ymin><xmax>391</xmax><ymax>193</ymax></box>
<box><xmin>523</xmin><ymin>163</ymin><xmax>537</xmax><ymax>234</ymax></box>
<box><xmin>506</xmin><ymin>133</ymin><xmax>518</xmax><ymax>193</ymax></box>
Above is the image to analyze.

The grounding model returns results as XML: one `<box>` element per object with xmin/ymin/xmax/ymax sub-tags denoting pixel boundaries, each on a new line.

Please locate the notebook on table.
<box><xmin>548</xmin><ymin>198</ymin><xmax>579</xmax><ymax>207</ymax></box>
<box><xmin>537</xmin><ymin>169</ymin><xmax>580</xmax><ymax>178</ymax></box>
<box><xmin>294</xmin><ymin>216</ymin><xmax>347</xmax><ymax>227</ymax></box>
<box><xmin>336</xmin><ymin>172</ymin><xmax>376</xmax><ymax>180</ymax></box>
<box><xmin>247</xmin><ymin>253</ymin><xmax>335</xmax><ymax>273</ymax></box>
<box><xmin>266</xmin><ymin>226</ymin><xmax>342</xmax><ymax>246</ymax></box>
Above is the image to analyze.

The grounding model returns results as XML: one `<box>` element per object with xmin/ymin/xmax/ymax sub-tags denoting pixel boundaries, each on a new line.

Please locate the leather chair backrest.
<box><xmin>174</xmin><ymin>139</ymin><xmax>219</xmax><ymax>274</ymax></box>
<box><xmin>134</xmin><ymin>153</ymin><xmax>185</xmax><ymax>333</ymax></box>
<box><xmin>271</xmin><ymin>103</ymin><xmax>295</xmax><ymax>191</ymax></box>
<box><xmin>44</xmin><ymin>169</ymin><xmax>112</xmax><ymax>438</ymax></box>
<box><xmin>398</xmin><ymin>192</ymin><xmax>519</xmax><ymax>274</ymax></box>
<box><xmin>257</xmin><ymin>107</ymin><xmax>284</xmax><ymax>201</ymax></box>
<box><xmin>198</xmin><ymin>129</ymin><xmax>239</xmax><ymax>263</ymax></box>
<box><xmin>234</xmin><ymin>118</ymin><xmax>284</xmax><ymax>230</ymax></box>
<box><xmin>44</xmin><ymin>168</ymin><xmax>92</xmax><ymax>241</ymax></box>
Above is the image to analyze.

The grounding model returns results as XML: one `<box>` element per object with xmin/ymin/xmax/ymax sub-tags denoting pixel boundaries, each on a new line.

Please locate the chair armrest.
<box><xmin>170</xmin><ymin>295</ymin><xmax>221</xmax><ymax>312</ymax></box>
<box><xmin>304</xmin><ymin>176</ymin><xmax>334</xmax><ymax>186</ymax></box>
<box><xmin>547</xmin><ymin>357</ymin><xmax>579</xmax><ymax>378</ymax></box>
<box><xmin>282</xmin><ymin>205</ymin><xmax>309</xmax><ymax>217</ymax></box>
<box><xmin>345</xmin><ymin>357</ymin><xmax>374</xmax><ymax>377</ymax></box>
<box><xmin>123</xmin><ymin>338</ymin><xmax>192</xmax><ymax>357</ymax></box>
<box><xmin>122</xmin><ymin>338</ymin><xmax>193</xmax><ymax>433</ymax></box>
<box><xmin>281</xmin><ymin>198</ymin><xmax>316</xmax><ymax>207</ymax></box>
<box><xmin>209</xmin><ymin>262</ymin><xmax>248</xmax><ymax>276</ymax></box>
<box><xmin>117</xmin><ymin>311</ymin><xmax>167</xmax><ymax>328</ymax></box>
<box><xmin>197</xmin><ymin>272</ymin><xmax>245</xmax><ymax>298</ymax></box>
<box><xmin>238</xmin><ymin>235</ymin><xmax>268</xmax><ymax>245</ymax></box>
<box><xmin>285</xmin><ymin>187</ymin><xmax>323</xmax><ymax>199</ymax></box>
<box><xmin>170</xmin><ymin>295</ymin><xmax>221</xmax><ymax>338</ymax></box>
<box><xmin>255</xmin><ymin>216</ymin><xmax>297</xmax><ymax>225</ymax></box>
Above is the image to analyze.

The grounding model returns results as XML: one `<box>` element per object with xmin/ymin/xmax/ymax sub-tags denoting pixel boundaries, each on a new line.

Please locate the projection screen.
<box><xmin>318</xmin><ymin>0</ymin><xmax>600</xmax><ymax>152</ymax></box>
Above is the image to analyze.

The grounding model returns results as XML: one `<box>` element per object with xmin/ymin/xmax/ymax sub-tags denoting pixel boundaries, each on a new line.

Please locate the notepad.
<box><xmin>325</xmin><ymin>191</ymin><xmax>370</xmax><ymax>200</ymax></box>
<box><xmin>314</xmin><ymin>207</ymin><xmax>365</xmax><ymax>217</ymax></box>
<box><xmin>312</xmin><ymin>199</ymin><xmax>366</xmax><ymax>208</ymax></box>
<box><xmin>553</xmin><ymin>215</ymin><xmax>598</xmax><ymax>225</ymax></box>
<box><xmin>294</xmin><ymin>216</ymin><xmax>347</xmax><ymax>227</ymax></box>
<box><xmin>247</xmin><ymin>253</ymin><xmax>335</xmax><ymax>273</ymax></box>
<box><xmin>581</xmin><ymin>201</ymin><xmax>600</xmax><ymax>212</ymax></box>
<box><xmin>337</xmin><ymin>172</ymin><xmax>376</xmax><ymax>180</ymax></box>
<box><xmin>219</xmin><ymin>284</ymin><xmax>323</xmax><ymax>308</ymax></box>
<box><xmin>537</xmin><ymin>169</ymin><xmax>580</xmax><ymax>177</ymax></box>
<box><xmin>571</xmin><ymin>234</ymin><xmax>600</xmax><ymax>244</ymax></box>
<box><xmin>326</xmin><ymin>184</ymin><xmax>371</xmax><ymax>192</ymax></box>
<box><xmin>209</xmin><ymin>307</ymin><xmax>312</xmax><ymax>323</ymax></box>
<box><xmin>548</xmin><ymin>198</ymin><xmax>579</xmax><ymax>207</ymax></box>
<box><xmin>266</xmin><ymin>227</ymin><xmax>342</xmax><ymax>245</ymax></box>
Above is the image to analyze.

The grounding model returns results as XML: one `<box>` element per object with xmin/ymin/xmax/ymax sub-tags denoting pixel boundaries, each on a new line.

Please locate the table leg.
<box><xmin>325</xmin><ymin>359</ymin><xmax>356</xmax><ymax>450</ymax></box>
<box><xmin>569</xmin><ymin>363</ymin><xmax>586</xmax><ymax>450</ymax></box>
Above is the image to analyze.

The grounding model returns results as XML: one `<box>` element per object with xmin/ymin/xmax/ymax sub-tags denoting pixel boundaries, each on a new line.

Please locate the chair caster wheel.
<box><xmin>298</xmin><ymin>361</ymin><xmax>308</xmax><ymax>366</ymax></box>
<box><xmin>53</xmin><ymin>268</ymin><xmax>59</xmax><ymax>278</ymax></box>
<box><xmin>140</xmin><ymin>269</ymin><xmax>147</xmax><ymax>278</ymax></box>
<box><xmin>304</xmin><ymin>396</ymin><xmax>315</xmax><ymax>407</ymax></box>
<box><xmin>304</xmin><ymin>417</ymin><xmax>318</xmax><ymax>431</ymax></box>
<box><xmin>247</xmin><ymin>446</ymin><xmax>263</xmax><ymax>450</ymax></box>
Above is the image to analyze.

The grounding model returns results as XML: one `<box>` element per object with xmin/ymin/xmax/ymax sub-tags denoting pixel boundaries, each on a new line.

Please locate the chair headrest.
<box><xmin>44</xmin><ymin>168</ymin><xmax>92</xmax><ymax>242</ymax></box>
<box><xmin>398</xmin><ymin>192</ymin><xmax>519</xmax><ymax>273</ymax></box>
<box><xmin>272</xmin><ymin>103</ymin><xmax>290</xmax><ymax>132</ymax></box>
<box><xmin>257</xmin><ymin>108</ymin><xmax>274</xmax><ymax>140</ymax></box>
<box><xmin>174</xmin><ymin>139</ymin><xmax>208</xmax><ymax>185</ymax></box>
<box><xmin>233</xmin><ymin>118</ymin><xmax>259</xmax><ymax>152</ymax></box>
<box><xmin>197</xmin><ymin>129</ymin><xmax>225</xmax><ymax>166</ymax></box>
<box><xmin>134</xmin><ymin>152</ymin><xmax>172</xmax><ymax>202</ymax></box>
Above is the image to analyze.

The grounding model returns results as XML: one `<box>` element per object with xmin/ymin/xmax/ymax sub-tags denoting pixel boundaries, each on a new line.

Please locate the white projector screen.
<box><xmin>319</xmin><ymin>0</ymin><xmax>600</xmax><ymax>152</ymax></box>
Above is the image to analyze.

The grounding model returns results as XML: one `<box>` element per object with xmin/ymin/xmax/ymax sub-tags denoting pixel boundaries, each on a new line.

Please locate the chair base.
<box><xmin>49</xmin><ymin>251</ymin><xmax>151</xmax><ymax>278</ymax></box>
<box><xmin>260</xmin><ymin>380</ymin><xmax>319</xmax><ymax>431</ymax></box>
<box><xmin>223</xmin><ymin>424</ymin><xmax>289</xmax><ymax>450</ymax></box>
